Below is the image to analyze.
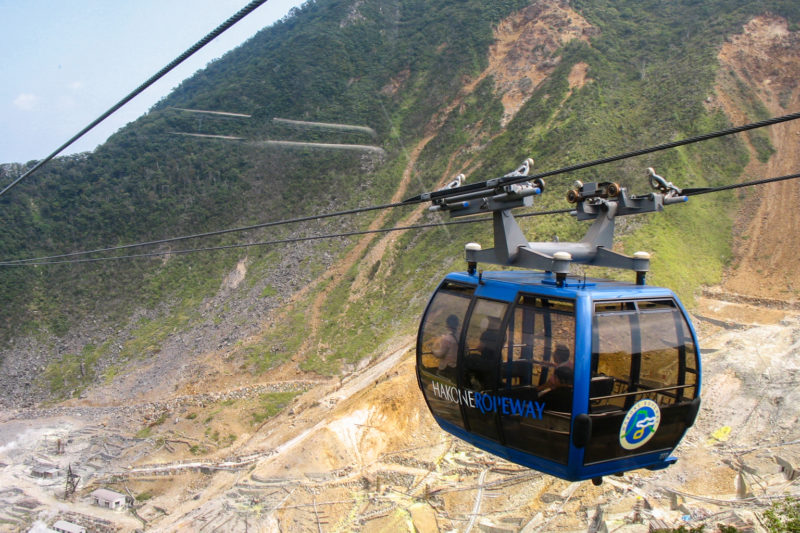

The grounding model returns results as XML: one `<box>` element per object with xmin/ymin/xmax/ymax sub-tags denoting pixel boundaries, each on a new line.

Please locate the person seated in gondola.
<box><xmin>544</xmin><ymin>344</ymin><xmax>573</xmax><ymax>388</ymax></box>
<box><xmin>466</xmin><ymin>318</ymin><xmax>503</xmax><ymax>390</ymax></box>
<box><xmin>478</xmin><ymin>321</ymin><xmax>502</xmax><ymax>358</ymax></box>
<box><xmin>432</xmin><ymin>314</ymin><xmax>459</xmax><ymax>379</ymax></box>
<box><xmin>538</xmin><ymin>365</ymin><xmax>574</xmax><ymax>413</ymax></box>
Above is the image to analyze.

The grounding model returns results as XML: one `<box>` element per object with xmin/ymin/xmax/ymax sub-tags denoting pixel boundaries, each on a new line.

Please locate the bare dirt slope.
<box><xmin>713</xmin><ymin>15</ymin><xmax>800</xmax><ymax>302</ymax></box>
<box><xmin>471</xmin><ymin>0</ymin><xmax>592</xmax><ymax>126</ymax></box>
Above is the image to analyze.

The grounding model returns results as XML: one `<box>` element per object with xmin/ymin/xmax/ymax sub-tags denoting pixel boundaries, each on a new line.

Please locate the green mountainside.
<box><xmin>0</xmin><ymin>0</ymin><xmax>798</xmax><ymax>404</ymax></box>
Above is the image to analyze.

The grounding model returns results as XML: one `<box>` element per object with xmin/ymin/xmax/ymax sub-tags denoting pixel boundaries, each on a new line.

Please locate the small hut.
<box><xmin>90</xmin><ymin>488</ymin><xmax>126</xmax><ymax>510</ymax></box>
<box><xmin>31</xmin><ymin>465</ymin><xmax>59</xmax><ymax>479</ymax></box>
<box><xmin>53</xmin><ymin>520</ymin><xmax>86</xmax><ymax>533</ymax></box>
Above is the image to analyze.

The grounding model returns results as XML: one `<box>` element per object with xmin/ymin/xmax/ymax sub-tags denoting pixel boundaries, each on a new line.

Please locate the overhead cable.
<box><xmin>0</xmin><ymin>208</ymin><xmax>574</xmax><ymax>266</ymax></box>
<box><xmin>682</xmin><ymin>172</ymin><xmax>800</xmax><ymax>196</ymax></box>
<box><xmin>0</xmin><ymin>0</ymin><xmax>270</xmax><ymax>200</ymax></box>
<box><xmin>3</xmin><ymin>166</ymin><xmax>799</xmax><ymax>266</ymax></box>
<box><xmin>4</xmin><ymin>111</ymin><xmax>799</xmax><ymax>265</ymax></box>
<box><xmin>3</xmin><ymin>168</ymin><xmax>798</xmax><ymax>267</ymax></box>
<box><xmin>0</xmin><ymin>201</ymin><xmax>407</xmax><ymax>264</ymax></box>
<box><xmin>405</xmin><ymin>110</ymin><xmax>800</xmax><ymax>203</ymax></box>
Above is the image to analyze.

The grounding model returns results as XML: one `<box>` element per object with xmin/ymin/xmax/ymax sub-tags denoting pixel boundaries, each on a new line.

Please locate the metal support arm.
<box><xmin>434</xmin><ymin>163</ymin><xmax>685</xmax><ymax>280</ymax></box>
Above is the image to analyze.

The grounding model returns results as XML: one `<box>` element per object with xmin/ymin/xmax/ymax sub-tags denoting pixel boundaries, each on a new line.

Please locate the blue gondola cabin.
<box><xmin>416</xmin><ymin>271</ymin><xmax>701</xmax><ymax>482</ymax></box>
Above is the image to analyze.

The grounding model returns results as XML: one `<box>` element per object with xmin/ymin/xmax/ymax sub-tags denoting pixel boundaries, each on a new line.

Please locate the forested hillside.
<box><xmin>0</xmin><ymin>0</ymin><xmax>798</xmax><ymax>406</ymax></box>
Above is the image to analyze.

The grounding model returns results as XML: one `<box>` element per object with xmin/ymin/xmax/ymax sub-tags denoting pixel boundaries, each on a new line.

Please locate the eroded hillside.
<box><xmin>713</xmin><ymin>15</ymin><xmax>800</xmax><ymax>301</ymax></box>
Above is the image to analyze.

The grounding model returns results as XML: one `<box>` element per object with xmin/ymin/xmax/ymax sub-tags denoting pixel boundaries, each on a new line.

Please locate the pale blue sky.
<box><xmin>0</xmin><ymin>0</ymin><xmax>305</xmax><ymax>164</ymax></box>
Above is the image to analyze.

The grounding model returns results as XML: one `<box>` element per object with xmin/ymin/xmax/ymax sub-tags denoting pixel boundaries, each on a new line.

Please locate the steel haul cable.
<box><xmin>405</xmin><ymin>110</ymin><xmax>800</xmax><ymax>204</ymax></box>
<box><xmin>683</xmin><ymin>172</ymin><xmax>800</xmax><ymax>196</ymax></box>
<box><xmin>0</xmin><ymin>201</ymin><xmax>406</xmax><ymax>265</ymax></box>
<box><xmin>2</xmin><ymin>112</ymin><xmax>800</xmax><ymax>266</ymax></box>
<box><xmin>0</xmin><ymin>209</ymin><xmax>557</xmax><ymax>265</ymax></box>
<box><xmin>3</xmin><ymin>170</ymin><xmax>797</xmax><ymax>266</ymax></box>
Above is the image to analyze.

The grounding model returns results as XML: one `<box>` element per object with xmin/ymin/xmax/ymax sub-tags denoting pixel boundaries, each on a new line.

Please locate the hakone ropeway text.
<box><xmin>431</xmin><ymin>381</ymin><xmax>545</xmax><ymax>419</ymax></box>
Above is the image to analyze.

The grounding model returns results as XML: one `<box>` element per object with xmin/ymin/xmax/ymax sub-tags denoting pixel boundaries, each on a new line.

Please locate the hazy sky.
<box><xmin>0</xmin><ymin>0</ymin><xmax>305</xmax><ymax>164</ymax></box>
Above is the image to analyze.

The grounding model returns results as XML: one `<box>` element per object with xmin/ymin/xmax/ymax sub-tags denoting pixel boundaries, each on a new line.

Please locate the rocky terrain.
<box><xmin>2</xmin><ymin>296</ymin><xmax>799</xmax><ymax>532</ymax></box>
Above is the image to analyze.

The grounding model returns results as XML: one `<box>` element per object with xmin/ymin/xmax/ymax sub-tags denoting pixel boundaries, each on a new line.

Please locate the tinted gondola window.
<box><xmin>417</xmin><ymin>282</ymin><xmax>474</xmax><ymax>430</ymax></box>
<box><xmin>585</xmin><ymin>299</ymin><xmax>699</xmax><ymax>465</ymax></box>
<box><xmin>462</xmin><ymin>298</ymin><xmax>508</xmax><ymax>440</ymax></box>
<box><xmin>499</xmin><ymin>295</ymin><xmax>575</xmax><ymax>464</ymax></box>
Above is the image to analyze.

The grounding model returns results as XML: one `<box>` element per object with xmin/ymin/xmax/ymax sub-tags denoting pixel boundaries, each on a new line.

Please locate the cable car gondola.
<box><xmin>413</xmin><ymin>161</ymin><xmax>701</xmax><ymax>484</ymax></box>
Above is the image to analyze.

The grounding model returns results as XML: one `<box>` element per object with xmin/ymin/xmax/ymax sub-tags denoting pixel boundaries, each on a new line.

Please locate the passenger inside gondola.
<box><xmin>466</xmin><ymin>316</ymin><xmax>503</xmax><ymax>390</ymax></box>
<box><xmin>543</xmin><ymin>344</ymin><xmax>573</xmax><ymax>388</ymax></box>
<box><xmin>431</xmin><ymin>314</ymin><xmax>459</xmax><ymax>379</ymax></box>
<box><xmin>537</xmin><ymin>364</ymin><xmax>574</xmax><ymax>413</ymax></box>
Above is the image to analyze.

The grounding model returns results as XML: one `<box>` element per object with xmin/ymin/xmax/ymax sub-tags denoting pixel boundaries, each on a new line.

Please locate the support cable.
<box><xmin>682</xmin><ymin>172</ymin><xmax>800</xmax><ymax>196</ymax></box>
<box><xmin>0</xmin><ymin>208</ymin><xmax>574</xmax><ymax>266</ymax></box>
<box><xmin>530</xmin><ymin>110</ymin><xmax>800</xmax><ymax>185</ymax></box>
<box><xmin>0</xmin><ymin>200</ymin><xmax>406</xmax><ymax>264</ymax></box>
<box><xmin>2</xmin><ymin>169</ymin><xmax>798</xmax><ymax>267</ymax></box>
<box><xmin>3</xmin><ymin>111</ymin><xmax>799</xmax><ymax>265</ymax></box>
<box><xmin>0</xmin><ymin>0</ymin><xmax>270</xmax><ymax>200</ymax></box>
<box><xmin>405</xmin><ymin>111</ymin><xmax>800</xmax><ymax>204</ymax></box>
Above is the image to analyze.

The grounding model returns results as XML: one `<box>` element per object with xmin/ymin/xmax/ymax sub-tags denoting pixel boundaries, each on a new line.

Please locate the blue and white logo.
<box><xmin>619</xmin><ymin>399</ymin><xmax>661</xmax><ymax>450</ymax></box>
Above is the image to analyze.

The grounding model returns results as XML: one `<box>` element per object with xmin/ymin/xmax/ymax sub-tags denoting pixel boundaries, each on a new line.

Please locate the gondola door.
<box><xmin>461</xmin><ymin>297</ymin><xmax>509</xmax><ymax>441</ymax></box>
<box><xmin>499</xmin><ymin>294</ymin><xmax>576</xmax><ymax>467</ymax></box>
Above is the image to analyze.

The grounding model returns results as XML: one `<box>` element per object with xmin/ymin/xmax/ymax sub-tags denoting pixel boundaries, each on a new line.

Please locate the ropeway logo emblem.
<box><xmin>619</xmin><ymin>399</ymin><xmax>661</xmax><ymax>450</ymax></box>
